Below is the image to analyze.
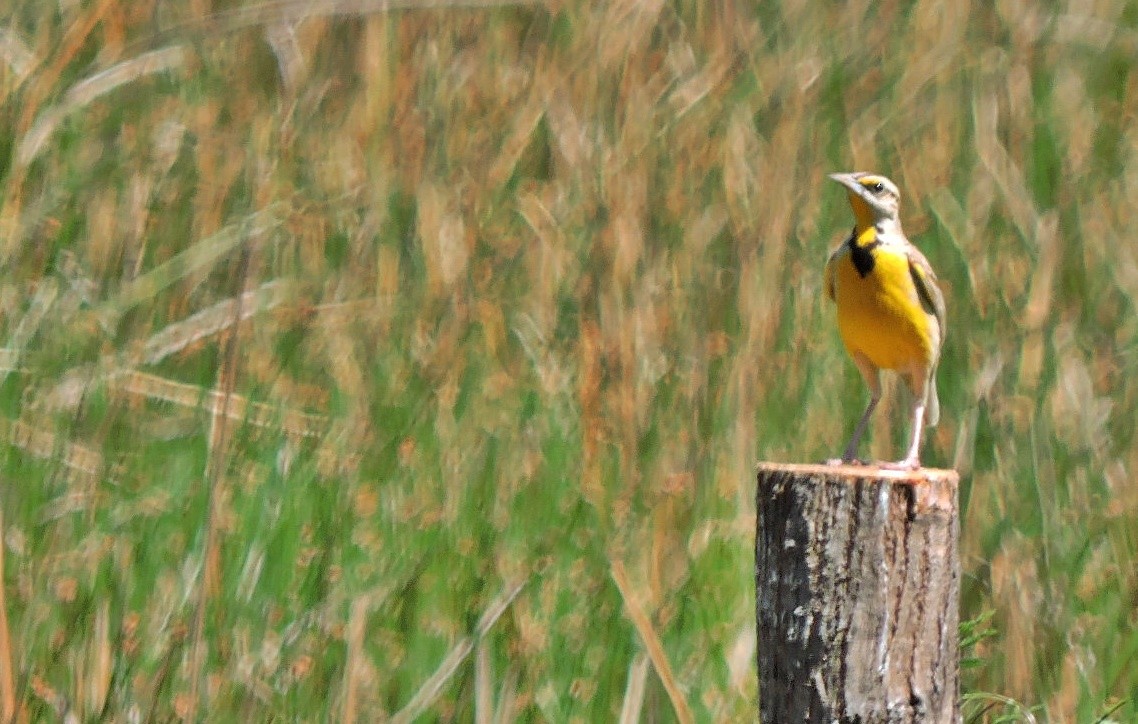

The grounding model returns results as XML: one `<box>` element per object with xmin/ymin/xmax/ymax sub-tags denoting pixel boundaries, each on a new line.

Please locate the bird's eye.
<box><xmin>871</xmin><ymin>182</ymin><xmax>885</xmax><ymax>193</ymax></box>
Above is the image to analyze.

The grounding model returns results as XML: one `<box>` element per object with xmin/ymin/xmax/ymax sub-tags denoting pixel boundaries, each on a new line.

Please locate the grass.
<box><xmin>0</xmin><ymin>0</ymin><xmax>1135</xmax><ymax>720</ymax></box>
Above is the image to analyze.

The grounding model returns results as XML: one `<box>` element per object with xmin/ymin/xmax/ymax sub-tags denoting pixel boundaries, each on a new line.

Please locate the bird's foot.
<box><xmin>824</xmin><ymin>457</ymin><xmax>865</xmax><ymax>466</ymax></box>
<box><xmin>878</xmin><ymin>458</ymin><xmax>920</xmax><ymax>471</ymax></box>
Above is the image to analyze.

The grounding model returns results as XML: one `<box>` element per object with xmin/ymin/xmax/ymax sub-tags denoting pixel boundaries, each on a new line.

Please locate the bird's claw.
<box><xmin>824</xmin><ymin>457</ymin><xmax>865</xmax><ymax>466</ymax></box>
<box><xmin>878</xmin><ymin>458</ymin><xmax>920</xmax><ymax>471</ymax></box>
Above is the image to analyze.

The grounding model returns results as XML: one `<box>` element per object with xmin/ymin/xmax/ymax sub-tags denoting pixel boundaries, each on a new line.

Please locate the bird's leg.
<box><xmin>882</xmin><ymin>379</ymin><xmax>927</xmax><ymax>470</ymax></box>
<box><xmin>828</xmin><ymin>353</ymin><xmax>880</xmax><ymax>465</ymax></box>
<box><xmin>836</xmin><ymin>394</ymin><xmax>879</xmax><ymax>463</ymax></box>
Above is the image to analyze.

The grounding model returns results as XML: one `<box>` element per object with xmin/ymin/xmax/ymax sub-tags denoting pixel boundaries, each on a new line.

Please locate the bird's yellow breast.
<box><xmin>830</xmin><ymin>237</ymin><xmax>936</xmax><ymax>372</ymax></box>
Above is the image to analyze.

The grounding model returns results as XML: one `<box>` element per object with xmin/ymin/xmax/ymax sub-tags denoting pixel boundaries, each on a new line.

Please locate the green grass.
<box><xmin>0</xmin><ymin>0</ymin><xmax>1135</xmax><ymax>721</ymax></box>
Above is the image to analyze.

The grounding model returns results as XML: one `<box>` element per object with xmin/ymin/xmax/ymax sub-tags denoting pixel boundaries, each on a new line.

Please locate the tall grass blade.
<box><xmin>610</xmin><ymin>559</ymin><xmax>693</xmax><ymax>724</ymax></box>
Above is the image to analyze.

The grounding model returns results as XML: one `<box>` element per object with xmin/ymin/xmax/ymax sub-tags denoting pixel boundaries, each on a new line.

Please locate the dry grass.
<box><xmin>0</xmin><ymin>0</ymin><xmax>1134</xmax><ymax>720</ymax></box>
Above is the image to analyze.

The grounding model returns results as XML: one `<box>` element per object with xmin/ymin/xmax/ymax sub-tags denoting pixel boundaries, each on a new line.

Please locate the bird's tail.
<box><xmin>925</xmin><ymin>377</ymin><xmax>940</xmax><ymax>427</ymax></box>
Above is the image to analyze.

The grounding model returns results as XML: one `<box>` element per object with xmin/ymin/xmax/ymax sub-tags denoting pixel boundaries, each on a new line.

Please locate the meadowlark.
<box><xmin>824</xmin><ymin>172</ymin><xmax>945</xmax><ymax>469</ymax></box>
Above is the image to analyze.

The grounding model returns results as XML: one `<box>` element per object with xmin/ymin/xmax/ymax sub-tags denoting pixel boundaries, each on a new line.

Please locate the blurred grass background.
<box><xmin>0</xmin><ymin>0</ymin><xmax>1134</xmax><ymax>721</ymax></box>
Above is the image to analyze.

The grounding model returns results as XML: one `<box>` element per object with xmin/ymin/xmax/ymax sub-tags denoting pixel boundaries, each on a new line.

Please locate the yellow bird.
<box><xmin>824</xmin><ymin>172</ymin><xmax>945</xmax><ymax>469</ymax></box>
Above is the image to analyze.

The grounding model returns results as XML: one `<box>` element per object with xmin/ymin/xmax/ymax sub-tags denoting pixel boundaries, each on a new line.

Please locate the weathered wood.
<box><xmin>755</xmin><ymin>462</ymin><xmax>960</xmax><ymax>723</ymax></box>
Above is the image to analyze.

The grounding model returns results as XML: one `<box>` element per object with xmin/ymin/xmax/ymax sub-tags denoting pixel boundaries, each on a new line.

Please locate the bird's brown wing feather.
<box><xmin>824</xmin><ymin>234</ymin><xmax>853</xmax><ymax>303</ymax></box>
<box><xmin>906</xmin><ymin>244</ymin><xmax>946</xmax><ymax>338</ymax></box>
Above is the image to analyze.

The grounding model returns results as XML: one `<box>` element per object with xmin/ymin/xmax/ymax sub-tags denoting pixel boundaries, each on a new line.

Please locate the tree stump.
<box><xmin>755</xmin><ymin>462</ymin><xmax>960</xmax><ymax>723</ymax></box>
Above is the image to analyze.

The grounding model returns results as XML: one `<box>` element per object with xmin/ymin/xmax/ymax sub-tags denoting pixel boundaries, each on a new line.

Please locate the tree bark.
<box><xmin>755</xmin><ymin>462</ymin><xmax>960</xmax><ymax>723</ymax></box>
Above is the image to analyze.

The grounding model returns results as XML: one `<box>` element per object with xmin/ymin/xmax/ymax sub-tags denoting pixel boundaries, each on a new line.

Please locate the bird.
<box><xmin>823</xmin><ymin>171</ymin><xmax>945</xmax><ymax>469</ymax></box>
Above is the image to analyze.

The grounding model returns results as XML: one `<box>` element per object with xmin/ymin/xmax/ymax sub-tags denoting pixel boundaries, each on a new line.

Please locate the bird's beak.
<box><xmin>827</xmin><ymin>172</ymin><xmax>857</xmax><ymax>188</ymax></box>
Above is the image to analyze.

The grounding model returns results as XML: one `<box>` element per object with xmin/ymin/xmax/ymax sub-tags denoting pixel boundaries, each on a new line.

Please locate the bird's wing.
<box><xmin>824</xmin><ymin>234</ymin><xmax>853</xmax><ymax>303</ymax></box>
<box><xmin>824</xmin><ymin>253</ymin><xmax>836</xmax><ymax>302</ymax></box>
<box><xmin>906</xmin><ymin>244</ymin><xmax>946</xmax><ymax>336</ymax></box>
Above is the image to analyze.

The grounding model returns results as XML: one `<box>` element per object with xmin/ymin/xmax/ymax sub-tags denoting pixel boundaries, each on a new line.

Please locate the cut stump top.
<box><xmin>756</xmin><ymin>461</ymin><xmax>959</xmax><ymax>485</ymax></box>
<box><xmin>756</xmin><ymin>462</ymin><xmax>959</xmax><ymax>514</ymax></box>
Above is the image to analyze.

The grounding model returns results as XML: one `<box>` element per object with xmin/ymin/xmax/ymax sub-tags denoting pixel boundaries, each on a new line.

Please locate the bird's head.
<box><xmin>828</xmin><ymin>172</ymin><xmax>901</xmax><ymax>229</ymax></box>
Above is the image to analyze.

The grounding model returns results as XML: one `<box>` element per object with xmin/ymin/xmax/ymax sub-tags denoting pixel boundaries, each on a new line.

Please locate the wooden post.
<box><xmin>755</xmin><ymin>462</ymin><xmax>960</xmax><ymax>723</ymax></box>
